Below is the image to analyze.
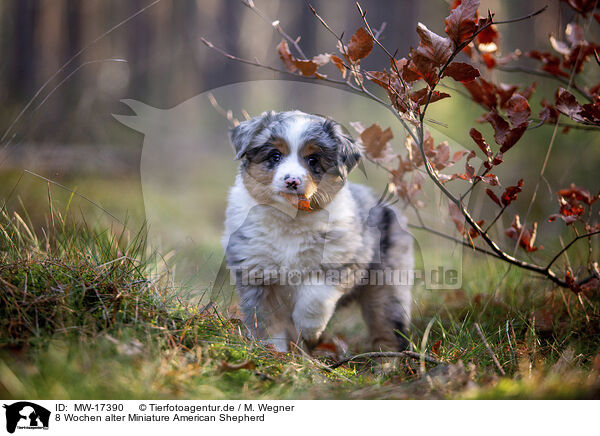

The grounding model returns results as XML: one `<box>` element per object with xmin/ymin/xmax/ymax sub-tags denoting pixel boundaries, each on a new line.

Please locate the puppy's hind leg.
<box><xmin>358</xmin><ymin>283</ymin><xmax>412</xmax><ymax>351</ymax></box>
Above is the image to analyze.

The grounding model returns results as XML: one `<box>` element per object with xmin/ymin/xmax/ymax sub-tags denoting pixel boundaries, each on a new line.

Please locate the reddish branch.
<box><xmin>202</xmin><ymin>0</ymin><xmax>600</xmax><ymax>291</ymax></box>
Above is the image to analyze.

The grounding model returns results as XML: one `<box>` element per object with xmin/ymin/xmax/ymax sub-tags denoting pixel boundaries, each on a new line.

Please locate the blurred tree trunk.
<box><xmin>13</xmin><ymin>0</ymin><xmax>37</xmax><ymax>102</ymax></box>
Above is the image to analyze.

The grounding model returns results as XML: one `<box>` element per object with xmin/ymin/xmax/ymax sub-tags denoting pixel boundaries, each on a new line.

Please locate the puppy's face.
<box><xmin>229</xmin><ymin>111</ymin><xmax>361</xmax><ymax>210</ymax></box>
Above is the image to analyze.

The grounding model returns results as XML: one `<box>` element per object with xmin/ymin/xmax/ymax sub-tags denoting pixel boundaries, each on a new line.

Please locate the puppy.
<box><xmin>222</xmin><ymin>110</ymin><xmax>413</xmax><ymax>352</ymax></box>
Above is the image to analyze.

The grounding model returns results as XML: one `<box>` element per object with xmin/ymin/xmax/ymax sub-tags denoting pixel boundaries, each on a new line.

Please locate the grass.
<box><xmin>1</xmin><ymin>199</ymin><xmax>599</xmax><ymax>400</ymax></box>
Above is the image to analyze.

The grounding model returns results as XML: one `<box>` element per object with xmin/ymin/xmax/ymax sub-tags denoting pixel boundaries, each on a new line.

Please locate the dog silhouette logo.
<box><xmin>2</xmin><ymin>402</ymin><xmax>50</xmax><ymax>433</ymax></box>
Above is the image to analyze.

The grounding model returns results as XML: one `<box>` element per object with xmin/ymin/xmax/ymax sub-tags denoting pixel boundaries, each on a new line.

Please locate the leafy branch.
<box><xmin>202</xmin><ymin>0</ymin><xmax>600</xmax><ymax>292</ymax></box>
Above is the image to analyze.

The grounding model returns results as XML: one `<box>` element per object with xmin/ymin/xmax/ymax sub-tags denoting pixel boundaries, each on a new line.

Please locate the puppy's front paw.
<box><xmin>292</xmin><ymin>285</ymin><xmax>342</xmax><ymax>351</ymax></box>
<box><xmin>294</xmin><ymin>318</ymin><xmax>325</xmax><ymax>350</ymax></box>
<box><xmin>302</xmin><ymin>336</ymin><xmax>321</xmax><ymax>352</ymax></box>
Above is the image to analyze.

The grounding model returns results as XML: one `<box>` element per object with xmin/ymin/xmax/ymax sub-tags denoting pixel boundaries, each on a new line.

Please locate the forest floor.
<box><xmin>1</xmin><ymin>205</ymin><xmax>599</xmax><ymax>400</ymax></box>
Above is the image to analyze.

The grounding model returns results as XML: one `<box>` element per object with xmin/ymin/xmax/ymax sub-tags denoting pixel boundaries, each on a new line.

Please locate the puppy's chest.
<box><xmin>243</xmin><ymin>213</ymin><xmax>349</xmax><ymax>271</ymax></box>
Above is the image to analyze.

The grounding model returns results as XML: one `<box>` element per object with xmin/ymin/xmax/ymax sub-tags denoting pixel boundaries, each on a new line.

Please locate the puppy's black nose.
<box><xmin>284</xmin><ymin>175</ymin><xmax>301</xmax><ymax>190</ymax></box>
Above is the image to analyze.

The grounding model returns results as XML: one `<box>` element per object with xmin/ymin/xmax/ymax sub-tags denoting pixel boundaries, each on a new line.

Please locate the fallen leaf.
<box><xmin>431</xmin><ymin>340</ymin><xmax>441</xmax><ymax>357</ymax></box>
<box><xmin>219</xmin><ymin>360</ymin><xmax>257</xmax><ymax>372</ymax></box>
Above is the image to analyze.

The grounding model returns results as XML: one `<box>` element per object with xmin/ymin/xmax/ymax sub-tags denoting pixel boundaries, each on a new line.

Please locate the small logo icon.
<box><xmin>2</xmin><ymin>402</ymin><xmax>50</xmax><ymax>434</ymax></box>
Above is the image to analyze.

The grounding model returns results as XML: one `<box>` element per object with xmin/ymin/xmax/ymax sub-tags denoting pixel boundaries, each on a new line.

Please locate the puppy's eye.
<box><xmin>269</xmin><ymin>151</ymin><xmax>282</xmax><ymax>163</ymax></box>
<box><xmin>307</xmin><ymin>156</ymin><xmax>319</xmax><ymax>168</ymax></box>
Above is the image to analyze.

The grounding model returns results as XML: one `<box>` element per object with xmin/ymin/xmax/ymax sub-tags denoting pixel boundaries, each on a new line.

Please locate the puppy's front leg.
<box><xmin>292</xmin><ymin>285</ymin><xmax>343</xmax><ymax>349</ymax></box>
<box><xmin>238</xmin><ymin>284</ymin><xmax>292</xmax><ymax>352</ymax></box>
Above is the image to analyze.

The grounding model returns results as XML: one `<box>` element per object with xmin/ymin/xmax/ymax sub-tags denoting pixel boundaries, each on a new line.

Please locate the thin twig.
<box><xmin>438</xmin><ymin>84</ymin><xmax>599</xmax><ymax>131</ymax></box>
<box><xmin>308</xmin><ymin>4</ymin><xmax>420</xmax><ymax>144</ymax></box>
<box><xmin>493</xmin><ymin>5</ymin><xmax>547</xmax><ymax>24</ymax></box>
<box><xmin>290</xmin><ymin>342</ymin><xmax>356</xmax><ymax>383</ymax></box>
<box><xmin>474</xmin><ymin>322</ymin><xmax>506</xmax><ymax>376</ymax></box>
<box><xmin>240</xmin><ymin>0</ymin><xmax>307</xmax><ymax>59</ymax></box>
<box><xmin>495</xmin><ymin>65</ymin><xmax>592</xmax><ymax>103</ymax></box>
<box><xmin>484</xmin><ymin>204</ymin><xmax>508</xmax><ymax>233</ymax></box>
<box><xmin>329</xmin><ymin>350</ymin><xmax>441</xmax><ymax>370</ymax></box>
<box><xmin>200</xmin><ymin>37</ymin><xmax>351</xmax><ymax>89</ymax></box>
<box><xmin>545</xmin><ymin>229</ymin><xmax>600</xmax><ymax>271</ymax></box>
<box><xmin>506</xmin><ymin>319</ymin><xmax>517</xmax><ymax>367</ymax></box>
<box><xmin>356</xmin><ymin>2</ymin><xmax>408</xmax><ymax>92</ymax></box>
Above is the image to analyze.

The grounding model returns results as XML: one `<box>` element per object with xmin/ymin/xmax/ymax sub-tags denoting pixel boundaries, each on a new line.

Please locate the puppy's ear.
<box><xmin>229</xmin><ymin>111</ymin><xmax>275</xmax><ymax>160</ymax></box>
<box><xmin>323</xmin><ymin>119</ymin><xmax>362</xmax><ymax>179</ymax></box>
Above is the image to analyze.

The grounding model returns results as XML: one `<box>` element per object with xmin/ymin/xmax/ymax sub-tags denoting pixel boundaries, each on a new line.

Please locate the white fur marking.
<box><xmin>292</xmin><ymin>285</ymin><xmax>343</xmax><ymax>343</ymax></box>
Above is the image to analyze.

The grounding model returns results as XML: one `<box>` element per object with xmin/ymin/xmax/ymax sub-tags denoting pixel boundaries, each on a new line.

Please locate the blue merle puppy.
<box><xmin>221</xmin><ymin>110</ymin><xmax>413</xmax><ymax>352</ymax></box>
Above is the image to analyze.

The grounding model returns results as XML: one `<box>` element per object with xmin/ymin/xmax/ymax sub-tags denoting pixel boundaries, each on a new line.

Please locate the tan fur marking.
<box><xmin>299</xmin><ymin>141</ymin><xmax>344</xmax><ymax>211</ymax></box>
<box><xmin>243</xmin><ymin>164</ymin><xmax>274</xmax><ymax>204</ymax></box>
<box><xmin>300</xmin><ymin>141</ymin><xmax>321</xmax><ymax>158</ymax></box>
<box><xmin>272</xmin><ymin>138</ymin><xmax>289</xmax><ymax>155</ymax></box>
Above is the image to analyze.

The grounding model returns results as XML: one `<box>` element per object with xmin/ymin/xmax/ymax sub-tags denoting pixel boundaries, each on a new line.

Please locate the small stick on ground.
<box><xmin>329</xmin><ymin>350</ymin><xmax>441</xmax><ymax>370</ymax></box>
<box><xmin>506</xmin><ymin>319</ymin><xmax>517</xmax><ymax>367</ymax></box>
<box><xmin>290</xmin><ymin>342</ymin><xmax>356</xmax><ymax>383</ymax></box>
<box><xmin>474</xmin><ymin>322</ymin><xmax>506</xmax><ymax>376</ymax></box>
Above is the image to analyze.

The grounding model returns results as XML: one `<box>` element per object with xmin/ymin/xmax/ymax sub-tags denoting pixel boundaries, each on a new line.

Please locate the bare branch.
<box><xmin>356</xmin><ymin>2</ymin><xmax>408</xmax><ymax>92</ymax></box>
<box><xmin>200</xmin><ymin>37</ymin><xmax>350</xmax><ymax>88</ymax></box>
<box><xmin>408</xmin><ymin>223</ymin><xmax>505</xmax><ymax>261</ymax></box>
